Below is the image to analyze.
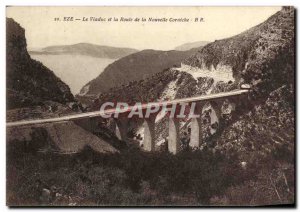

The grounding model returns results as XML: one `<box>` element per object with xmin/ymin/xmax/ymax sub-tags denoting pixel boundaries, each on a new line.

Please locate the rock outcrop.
<box><xmin>7</xmin><ymin>18</ymin><xmax>74</xmax><ymax>109</ymax></box>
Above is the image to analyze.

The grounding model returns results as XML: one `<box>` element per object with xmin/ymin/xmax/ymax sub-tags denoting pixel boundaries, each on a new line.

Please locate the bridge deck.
<box><xmin>7</xmin><ymin>89</ymin><xmax>249</xmax><ymax>127</ymax></box>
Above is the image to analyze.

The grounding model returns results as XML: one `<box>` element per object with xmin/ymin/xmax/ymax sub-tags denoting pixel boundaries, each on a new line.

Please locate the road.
<box><xmin>7</xmin><ymin>89</ymin><xmax>249</xmax><ymax>127</ymax></box>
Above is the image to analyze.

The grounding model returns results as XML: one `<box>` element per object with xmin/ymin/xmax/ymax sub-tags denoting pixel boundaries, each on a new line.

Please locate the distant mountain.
<box><xmin>6</xmin><ymin>18</ymin><xmax>74</xmax><ymax>109</ymax></box>
<box><xmin>174</xmin><ymin>41</ymin><xmax>210</xmax><ymax>51</ymax></box>
<box><xmin>79</xmin><ymin>48</ymin><xmax>201</xmax><ymax>96</ymax></box>
<box><xmin>29</xmin><ymin>43</ymin><xmax>138</xmax><ymax>59</ymax></box>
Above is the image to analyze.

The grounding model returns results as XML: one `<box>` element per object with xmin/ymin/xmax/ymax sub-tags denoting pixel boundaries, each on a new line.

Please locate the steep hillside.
<box><xmin>29</xmin><ymin>43</ymin><xmax>138</xmax><ymax>59</ymax></box>
<box><xmin>85</xmin><ymin>7</ymin><xmax>294</xmax><ymax>152</ymax></box>
<box><xmin>184</xmin><ymin>7</ymin><xmax>294</xmax><ymax>97</ymax></box>
<box><xmin>79</xmin><ymin>48</ymin><xmax>201</xmax><ymax>95</ymax></box>
<box><xmin>6</xmin><ymin>18</ymin><xmax>74</xmax><ymax>109</ymax></box>
<box><xmin>83</xmin><ymin>7</ymin><xmax>294</xmax><ymax>103</ymax></box>
<box><xmin>215</xmin><ymin>85</ymin><xmax>294</xmax><ymax>161</ymax></box>
<box><xmin>95</xmin><ymin>69</ymin><xmax>234</xmax><ymax>106</ymax></box>
<box><xmin>7</xmin><ymin>121</ymin><xmax>118</xmax><ymax>154</ymax></box>
<box><xmin>88</xmin><ymin>9</ymin><xmax>295</xmax><ymax>205</ymax></box>
<box><xmin>174</xmin><ymin>41</ymin><xmax>210</xmax><ymax>51</ymax></box>
<box><xmin>181</xmin><ymin>6</ymin><xmax>295</xmax><ymax>155</ymax></box>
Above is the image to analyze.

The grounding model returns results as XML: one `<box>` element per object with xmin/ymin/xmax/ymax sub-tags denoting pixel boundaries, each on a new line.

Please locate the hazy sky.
<box><xmin>6</xmin><ymin>6</ymin><xmax>281</xmax><ymax>50</ymax></box>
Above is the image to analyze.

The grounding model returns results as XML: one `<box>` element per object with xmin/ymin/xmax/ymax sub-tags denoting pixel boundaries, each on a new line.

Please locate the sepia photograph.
<box><xmin>5</xmin><ymin>6</ymin><xmax>295</xmax><ymax>206</ymax></box>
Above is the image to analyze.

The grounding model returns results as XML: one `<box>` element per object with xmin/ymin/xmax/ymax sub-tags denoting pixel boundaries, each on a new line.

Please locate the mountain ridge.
<box><xmin>29</xmin><ymin>42</ymin><xmax>138</xmax><ymax>59</ymax></box>
<box><xmin>79</xmin><ymin>47</ymin><xmax>205</xmax><ymax>96</ymax></box>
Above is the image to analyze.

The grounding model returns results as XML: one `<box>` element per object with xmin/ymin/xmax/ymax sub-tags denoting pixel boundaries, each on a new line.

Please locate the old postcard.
<box><xmin>6</xmin><ymin>6</ymin><xmax>295</xmax><ymax>206</ymax></box>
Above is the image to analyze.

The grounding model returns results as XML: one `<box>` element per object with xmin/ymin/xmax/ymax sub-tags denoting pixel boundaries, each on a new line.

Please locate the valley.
<box><xmin>31</xmin><ymin>54</ymin><xmax>116</xmax><ymax>95</ymax></box>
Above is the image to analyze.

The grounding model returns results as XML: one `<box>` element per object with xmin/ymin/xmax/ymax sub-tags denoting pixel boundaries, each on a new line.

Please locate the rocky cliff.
<box><xmin>7</xmin><ymin>18</ymin><xmax>74</xmax><ymax>109</ymax></box>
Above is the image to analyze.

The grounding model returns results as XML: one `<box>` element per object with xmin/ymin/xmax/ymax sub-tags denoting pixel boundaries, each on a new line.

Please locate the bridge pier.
<box><xmin>143</xmin><ymin>114</ymin><xmax>157</xmax><ymax>152</ymax></box>
<box><xmin>115</xmin><ymin>117</ymin><xmax>128</xmax><ymax>141</ymax></box>
<box><xmin>94</xmin><ymin>91</ymin><xmax>249</xmax><ymax>154</ymax></box>
<box><xmin>210</xmin><ymin>100</ymin><xmax>223</xmax><ymax>129</ymax></box>
<box><xmin>190</xmin><ymin>102</ymin><xmax>205</xmax><ymax>148</ymax></box>
<box><xmin>168</xmin><ymin>117</ymin><xmax>180</xmax><ymax>154</ymax></box>
<box><xmin>107</xmin><ymin>117</ymin><xmax>117</xmax><ymax>133</ymax></box>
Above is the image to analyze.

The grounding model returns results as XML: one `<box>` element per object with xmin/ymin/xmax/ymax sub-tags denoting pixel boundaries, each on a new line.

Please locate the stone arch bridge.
<box><xmin>7</xmin><ymin>89</ymin><xmax>249</xmax><ymax>154</ymax></box>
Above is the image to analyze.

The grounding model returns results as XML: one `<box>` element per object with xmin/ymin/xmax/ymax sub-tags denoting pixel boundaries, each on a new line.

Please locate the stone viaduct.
<box><xmin>7</xmin><ymin>89</ymin><xmax>249</xmax><ymax>154</ymax></box>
